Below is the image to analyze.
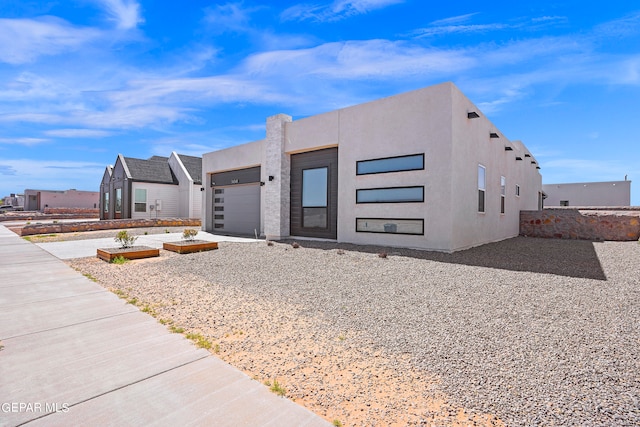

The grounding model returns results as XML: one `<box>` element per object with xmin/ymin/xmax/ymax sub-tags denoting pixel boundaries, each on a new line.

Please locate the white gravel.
<box><xmin>68</xmin><ymin>236</ymin><xmax>640</xmax><ymax>426</ymax></box>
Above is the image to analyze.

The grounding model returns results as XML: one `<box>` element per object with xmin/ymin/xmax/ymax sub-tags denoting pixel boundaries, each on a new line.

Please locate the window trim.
<box><xmin>356</xmin><ymin>153</ymin><xmax>425</xmax><ymax>176</ymax></box>
<box><xmin>356</xmin><ymin>218</ymin><xmax>425</xmax><ymax>235</ymax></box>
<box><xmin>500</xmin><ymin>176</ymin><xmax>506</xmax><ymax>215</ymax></box>
<box><xmin>356</xmin><ymin>186</ymin><xmax>424</xmax><ymax>204</ymax></box>
<box><xmin>134</xmin><ymin>188</ymin><xmax>147</xmax><ymax>213</ymax></box>
<box><xmin>301</xmin><ymin>167</ymin><xmax>329</xmax><ymax>229</ymax></box>
<box><xmin>478</xmin><ymin>164</ymin><xmax>486</xmax><ymax>213</ymax></box>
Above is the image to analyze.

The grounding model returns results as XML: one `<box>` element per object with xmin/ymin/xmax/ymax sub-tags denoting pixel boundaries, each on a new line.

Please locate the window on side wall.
<box><xmin>500</xmin><ymin>176</ymin><xmax>506</xmax><ymax>214</ymax></box>
<box><xmin>515</xmin><ymin>184</ymin><xmax>520</xmax><ymax>197</ymax></box>
<box><xmin>134</xmin><ymin>189</ymin><xmax>147</xmax><ymax>212</ymax></box>
<box><xmin>560</xmin><ymin>200</ymin><xmax>569</xmax><ymax>207</ymax></box>
<box><xmin>478</xmin><ymin>165</ymin><xmax>486</xmax><ymax>213</ymax></box>
<box><xmin>103</xmin><ymin>192</ymin><xmax>109</xmax><ymax>213</ymax></box>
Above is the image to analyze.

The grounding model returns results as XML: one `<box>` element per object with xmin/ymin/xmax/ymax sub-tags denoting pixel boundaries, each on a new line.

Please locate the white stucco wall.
<box><xmin>449</xmin><ymin>87</ymin><xmax>542</xmax><ymax>251</ymax></box>
<box><xmin>168</xmin><ymin>152</ymin><xmax>193</xmax><ymax>218</ymax></box>
<box><xmin>130</xmin><ymin>182</ymin><xmax>180</xmax><ymax>219</ymax></box>
<box><xmin>542</xmin><ymin>181</ymin><xmax>631</xmax><ymax>207</ymax></box>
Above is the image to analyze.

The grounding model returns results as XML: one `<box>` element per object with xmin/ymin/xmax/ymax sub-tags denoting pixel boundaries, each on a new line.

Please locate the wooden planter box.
<box><xmin>163</xmin><ymin>240</ymin><xmax>218</xmax><ymax>254</ymax></box>
<box><xmin>97</xmin><ymin>246</ymin><xmax>160</xmax><ymax>262</ymax></box>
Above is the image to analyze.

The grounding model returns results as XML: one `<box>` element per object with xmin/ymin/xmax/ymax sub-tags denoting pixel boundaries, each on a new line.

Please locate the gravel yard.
<box><xmin>68</xmin><ymin>236</ymin><xmax>640</xmax><ymax>426</ymax></box>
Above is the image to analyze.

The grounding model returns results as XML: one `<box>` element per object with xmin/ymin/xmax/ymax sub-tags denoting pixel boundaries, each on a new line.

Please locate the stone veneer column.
<box><xmin>264</xmin><ymin>114</ymin><xmax>292</xmax><ymax>240</ymax></box>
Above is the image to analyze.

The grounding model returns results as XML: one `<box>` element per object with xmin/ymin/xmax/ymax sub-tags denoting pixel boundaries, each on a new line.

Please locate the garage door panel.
<box><xmin>213</xmin><ymin>185</ymin><xmax>260</xmax><ymax>236</ymax></box>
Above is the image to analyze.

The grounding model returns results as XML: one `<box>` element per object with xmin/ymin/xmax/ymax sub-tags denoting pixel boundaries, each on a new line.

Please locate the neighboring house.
<box><xmin>202</xmin><ymin>82</ymin><xmax>542</xmax><ymax>252</ymax></box>
<box><xmin>542</xmin><ymin>180</ymin><xmax>631</xmax><ymax>207</ymax></box>
<box><xmin>100</xmin><ymin>152</ymin><xmax>202</xmax><ymax>220</ymax></box>
<box><xmin>3</xmin><ymin>193</ymin><xmax>24</xmax><ymax>208</ymax></box>
<box><xmin>24</xmin><ymin>189</ymin><xmax>98</xmax><ymax>211</ymax></box>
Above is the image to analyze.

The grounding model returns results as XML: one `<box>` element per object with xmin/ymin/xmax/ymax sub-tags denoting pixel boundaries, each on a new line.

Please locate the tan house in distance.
<box><xmin>542</xmin><ymin>180</ymin><xmax>631</xmax><ymax>207</ymax></box>
<box><xmin>202</xmin><ymin>82</ymin><xmax>542</xmax><ymax>252</ymax></box>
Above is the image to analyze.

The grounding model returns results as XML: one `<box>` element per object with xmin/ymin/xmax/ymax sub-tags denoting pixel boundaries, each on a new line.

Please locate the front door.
<box><xmin>290</xmin><ymin>148</ymin><xmax>338</xmax><ymax>239</ymax></box>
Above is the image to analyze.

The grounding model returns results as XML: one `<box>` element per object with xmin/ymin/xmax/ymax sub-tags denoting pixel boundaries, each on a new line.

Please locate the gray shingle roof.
<box><xmin>176</xmin><ymin>154</ymin><xmax>202</xmax><ymax>185</ymax></box>
<box><xmin>123</xmin><ymin>157</ymin><xmax>178</xmax><ymax>185</ymax></box>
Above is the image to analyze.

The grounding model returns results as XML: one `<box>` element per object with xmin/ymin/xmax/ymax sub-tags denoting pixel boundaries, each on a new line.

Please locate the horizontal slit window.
<box><xmin>214</xmin><ymin>189</ymin><xmax>224</xmax><ymax>194</ymax></box>
<box><xmin>357</xmin><ymin>153</ymin><xmax>424</xmax><ymax>175</ymax></box>
<box><xmin>356</xmin><ymin>186</ymin><xmax>424</xmax><ymax>204</ymax></box>
<box><xmin>214</xmin><ymin>214</ymin><xmax>224</xmax><ymax>220</ymax></box>
<box><xmin>214</xmin><ymin>206</ymin><xmax>224</xmax><ymax>211</ymax></box>
<box><xmin>356</xmin><ymin>218</ymin><xmax>424</xmax><ymax>235</ymax></box>
<box><xmin>214</xmin><ymin>223</ymin><xmax>224</xmax><ymax>228</ymax></box>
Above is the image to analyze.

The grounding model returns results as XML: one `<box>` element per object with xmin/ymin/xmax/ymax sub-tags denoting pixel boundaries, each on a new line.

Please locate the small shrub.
<box><xmin>182</xmin><ymin>228</ymin><xmax>199</xmax><ymax>241</ymax></box>
<box><xmin>378</xmin><ymin>251</ymin><xmax>388</xmax><ymax>258</ymax></box>
<box><xmin>333</xmin><ymin>420</ymin><xmax>343</xmax><ymax>427</ymax></box>
<box><xmin>111</xmin><ymin>288</ymin><xmax>127</xmax><ymax>298</ymax></box>
<box><xmin>169</xmin><ymin>325</ymin><xmax>185</xmax><ymax>334</ymax></box>
<box><xmin>126</xmin><ymin>297</ymin><xmax>138</xmax><ymax>305</ymax></box>
<box><xmin>141</xmin><ymin>305</ymin><xmax>156</xmax><ymax>316</ymax></box>
<box><xmin>114</xmin><ymin>230</ymin><xmax>137</xmax><ymax>248</ymax></box>
<box><xmin>111</xmin><ymin>255</ymin><xmax>129</xmax><ymax>265</ymax></box>
<box><xmin>185</xmin><ymin>332</ymin><xmax>212</xmax><ymax>350</ymax></box>
<box><xmin>213</xmin><ymin>343</ymin><xmax>220</xmax><ymax>354</ymax></box>
<box><xmin>269</xmin><ymin>379</ymin><xmax>286</xmax><ymax>396</ymax></box>
<box><xmin>266</xmin><ymin>240</ymin><xmax>274</xmax><ymax>246</ymax></box>
<box><xmin>291</xmin><ymin>242</ymin><xmax>300</xmax><ymax>248</ymax></box>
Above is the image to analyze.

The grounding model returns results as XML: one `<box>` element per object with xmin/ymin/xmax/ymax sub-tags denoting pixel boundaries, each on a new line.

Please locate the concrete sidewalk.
<box><xmin>35</xmin><ymin>231</ymin><xmax>261</xmax><ymax>260</ymax></box>
<box><xmin>0</xmin><ymin>225</ymin><xmax>329</xmax><ymax>427</ymax></box>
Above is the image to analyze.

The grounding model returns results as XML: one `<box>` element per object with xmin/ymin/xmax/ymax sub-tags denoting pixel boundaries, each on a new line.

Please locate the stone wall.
<box><xmin>20</xmin><ymin>218</ymin><xmax>201</xmax><ymax>236</ymax></box>
<box><xmin>520</xmin><ymin>208</ymin><xmax>640</xmax><ymax>241</ymax></box>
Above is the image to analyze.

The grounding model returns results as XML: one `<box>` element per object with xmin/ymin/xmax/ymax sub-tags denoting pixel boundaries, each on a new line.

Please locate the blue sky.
<box><xmin>1</xmin><ymin>0</ymin><xmax>639</xmax><ymax>204</ymax></box>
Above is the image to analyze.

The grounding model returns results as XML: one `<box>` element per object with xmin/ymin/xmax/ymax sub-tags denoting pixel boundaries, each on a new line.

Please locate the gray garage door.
<box><xmin>213</xmin><ymin>184</ymin><xmax>260</xmax><ymax>236</ymax></box>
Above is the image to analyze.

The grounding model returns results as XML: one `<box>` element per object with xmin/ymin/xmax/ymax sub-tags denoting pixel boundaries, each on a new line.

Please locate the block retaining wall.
<box><xmin>520</xmin><ymin>208</ymin><xmax>640</xmax><ymax>241</ymax></box>
<box><xmin>20</xmin><ymin>218</ymin><xmax>201</xmax><ymax>236</ymax></box>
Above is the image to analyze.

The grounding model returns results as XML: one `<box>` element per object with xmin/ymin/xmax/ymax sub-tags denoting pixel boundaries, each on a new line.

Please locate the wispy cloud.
<box><xmin>204</xmin><ymin>2</ymin><xmax>255</xmax><ymax>33</ymax></box>
<box><xmin>0</xmin><ymin>137</ymin><xmax>48</xmax><ymax>146</ymax></box>
<box><xmin>0</xmin><ymin>159</ymin><xmax>104</xmax><ymax>191</ymax></box>
<box><xmin>44</xmin><ymin>129</ymin><xmax>113</xmax><ymax>138</ymax></box>
<box><xmin>281</xmin><ymin>0</ymin><xmax>404</xmax><ymax>22</ymax></box>
<box><xmin>429</xmin><ymin>13</ymin><xmax>480</xmax><ymax>26</ymax></box>
<box><xmin>0</xmin><ymin>17</ymin><xmax>101</xmax><ymax>64</ymax></box>
<box><xmin>594</xmin><ymin>11</ymin><xmax>640</xmax><ymax>38</ymax></box>
<box><xmin>0</xmin><ymin>165</ymin><xmax>16</xmax><ymax>176</ymax></box>
<box><xmin>92</xmin><ymin>0</ymin><xmax>144</xmax><ymax>30</ymax></box>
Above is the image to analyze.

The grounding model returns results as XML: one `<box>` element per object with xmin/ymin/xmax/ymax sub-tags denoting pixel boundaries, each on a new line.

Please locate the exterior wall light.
<box><xmin>467</xmin><ymin>111</ymin><xmax>480</xmax><ymax>119</ymax></box>
<box><xmin>516</xmin><ymin>157</ymin><xmax>523</xmax><ymax>161</ymax></box>
<box><xmin>490</xmin><ymin>132</ymin><xmax>499</xmax><ymax>138</ymax></box>
<box><xmin>505</xmin><ymin>146</ymin><xmax>513</xmax><ymax>151</ymax></box>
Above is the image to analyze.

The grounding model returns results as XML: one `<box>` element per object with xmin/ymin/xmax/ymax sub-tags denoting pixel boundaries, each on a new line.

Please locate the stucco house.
<box><xmin>24</xmin><ymin>189</ymin><xmax>99</xmax><ymax>211</ymax></box>
<box><xmin>542</xmin><ymin>180</ymin><xmax>631</xmax><ymax>207</ymax></box>
<box><xmin>100</xmin><ymin>152</ymin><xmax>202</xmax><ymax>220</ymax></box>
<box><xmin>202</xmin><ymin>82</ymin><xmax>542</xmax><ymax>252</ymax></box>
